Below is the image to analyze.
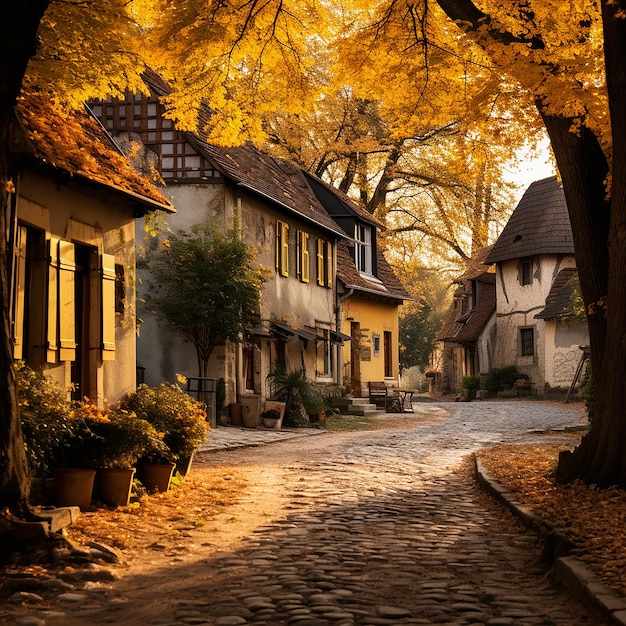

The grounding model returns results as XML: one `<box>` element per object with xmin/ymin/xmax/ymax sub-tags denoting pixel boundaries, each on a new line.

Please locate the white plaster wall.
<box><xmin>493</xmin><ymin>254</ymin><xmax>577</xmax><ymax>389</ymax></box>
<box><xmin>544</xmin><ymin>320</ymin><xmax>589</xmax><ymax>388</ymax></box>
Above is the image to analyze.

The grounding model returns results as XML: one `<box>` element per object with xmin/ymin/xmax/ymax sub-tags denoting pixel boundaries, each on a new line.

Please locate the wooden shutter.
<box><xmin>296</xmin><ymin>229</ymin><xmax>302</xmax><ymax>278</ymax></box>
<box><xmin>46</xmin><ymin>237</ymin><xmax>59</xmax><ymax>363</ymax></box>
<box><xmin>58</xmin><ymin>240</ymin><xmax>76</xmax><ymax>362</ymax></box>
<box><xmin>326</xmin><ymin>241</ymin><xmax>333</xmax><ymax>288</ymax></box>
<box><xmin>297</xmin><ymin>230</ymin><xmax>309</xmax><ymax>283</ymax></box>
<box><xmin>317</xmin><ymin>239</ymin><xmax>324</xmax><ymax>286</ymax></box>
<box><xmin>101</xmin><ymin>253</ymin><xmax>116</xmax><ymax>360</ymax></box>
<box><xmin>276</xmin><ymin>220</ymin><xmax>289</xmax><ymax>275</ymax></box>
<box><xmin>12</xmin><ymin>225</ymin><xmax>27</xmax><ymax>360</ymax></box>
<box><xmin>302</xmin><ymin>232</ymin><xmax>310</xmax><ymax>283</ymax></box>
<box><xmin>275</xmin><ymin>221</ymin><xmax>281</xmax><ymax>271</ymax></box>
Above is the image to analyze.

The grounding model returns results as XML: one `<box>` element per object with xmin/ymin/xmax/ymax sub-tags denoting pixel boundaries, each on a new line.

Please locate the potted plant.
<box><xmin>60</xmin><ymin>401</ymin><xmax>168</xmax><ymax>506</ymax></box>
<box><xmin>16</xmin><ymin>362</ymin><xmax>76</xmax><ymax>480</ymax></box>
<box><xmin>120</xmin><ymin>383</ymin><xmax>209</xmax><ymax>487</ymax></box>
<box><xmin>267</xmin><ymin>367</ymin><xmax>326</xmax><ymax>428</ymax></box>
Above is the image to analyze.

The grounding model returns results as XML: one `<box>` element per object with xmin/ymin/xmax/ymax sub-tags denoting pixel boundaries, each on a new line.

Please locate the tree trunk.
<box><xmin>434</xmin><ymin>0</ymin><xmax>626</xmax><ymax>487</ymax></box>
<box><xmin>0</xmin><ymin>1</ymin><xmax>50</xmax><ymax>517</ymax></box>
<box><xmin>556</xmin><ymin>0</ymin><xmax>626</xmax><ymax>486</ymax></box>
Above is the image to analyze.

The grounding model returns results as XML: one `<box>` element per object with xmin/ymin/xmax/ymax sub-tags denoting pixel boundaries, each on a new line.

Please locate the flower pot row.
<box><xmin>54</xmin><ymin>458</ymin><xmax>192</xmax><ymax>510</ymax></box>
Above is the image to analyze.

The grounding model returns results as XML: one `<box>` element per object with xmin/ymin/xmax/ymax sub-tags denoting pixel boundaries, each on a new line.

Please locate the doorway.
<box><xmin>350</xmin><ymin>321</ymin><xmax>361</xmax><ymax>396</ymax></box>
<box><xmin>71</xmin><ymin>244</ymin><xmax>97</xmax><ymax>401</ymax></box>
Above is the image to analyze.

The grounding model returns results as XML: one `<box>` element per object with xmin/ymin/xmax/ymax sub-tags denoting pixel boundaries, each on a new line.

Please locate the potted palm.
<box><xmin>267</xmin><ymin>367</ymin><xmax>327</xmax><ymax>428</ymax></box>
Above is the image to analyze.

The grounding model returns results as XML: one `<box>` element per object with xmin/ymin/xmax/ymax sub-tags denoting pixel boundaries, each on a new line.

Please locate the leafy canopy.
<box><xmin>141</xmin><ymin>223</ymin><xmax>268</xmax><ymax>376</ymax></box>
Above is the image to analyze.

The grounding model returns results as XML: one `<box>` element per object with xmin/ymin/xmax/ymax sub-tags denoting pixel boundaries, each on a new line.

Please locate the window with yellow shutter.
<box><xmin>276</xmin><ymin>220</ymin><xmax>289</xmax><ymax>276</ymax></box>
<box><xmin>316</xmin><ymin>238</ymin><xmax>333</xmax><ymax>288</ymax></box>
<box><xmin>296</xmin><ymin>230</ymin><xmax>310</xmax><ymax>283</ymax></box>
<box><xmin>46</xmin><ymin>237</ymin><xmax>59</xmax><ymax>363</ymax></box>
<box><xmin>58</xmin><ymin>240</ymin><xmax>76</xmax><ymax>362</ymax></box>
<box><xmin>12</xmin><ymin>225</ymin><xmax>27</xmax><ymax>360</ymax></box>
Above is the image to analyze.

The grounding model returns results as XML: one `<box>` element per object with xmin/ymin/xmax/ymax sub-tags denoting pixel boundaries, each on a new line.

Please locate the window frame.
<box><xmin>520</xmin><ymin>326</ymin><xmax>535</xmax><ymax>357</ymax></box>
<box><xmin>296</xmin><ymin>229</ymin><xmax>310</xmax><ymax>283</ymax></box>
<box><xmin>316</xmin><ymin>238</ymin><xmax>333</xmax><ymax>288</ymax></box>
<box><xmin>520</xmin><ymin>258</ymin><xmax>533</xmax><ymax>286</ymax></box>
<box><xmin>354</xmin><ymin>223</ymin><xmax>373</xmax><ymax>275</ymax></box>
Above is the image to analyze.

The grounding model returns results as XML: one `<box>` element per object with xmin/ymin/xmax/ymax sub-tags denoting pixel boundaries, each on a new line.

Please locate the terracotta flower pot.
<box><xmin>138</xmin><ymin>462</ymin><xmax>176</xmax><ymax>493</ymax></box>
<box><xmin>95</xmin><ymin>468</ymin><xmax>136</xmax><ymax>507</ymax></box>
<box><xmin>54</xmin><ymin>468</ymin><xmax>96</xmax><ymax>512</ymax></box>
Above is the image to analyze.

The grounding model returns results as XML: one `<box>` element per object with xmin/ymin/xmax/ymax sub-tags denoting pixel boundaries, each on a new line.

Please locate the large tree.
<box><xmin>427</xmin><ymin>0</ymin><xmax>625</xmax><ymax>487</ymax></box>
<box><xmin>0</xmin><ymin>0</ymin><xmax>316</xmax><ymax>518</ymax></box>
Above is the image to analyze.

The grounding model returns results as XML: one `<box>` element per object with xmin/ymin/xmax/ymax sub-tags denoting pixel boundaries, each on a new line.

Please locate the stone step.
<box><xmin>330</xmin><ymin>396</ymin><xmax>372</xmax><ymax>408</ymax></box>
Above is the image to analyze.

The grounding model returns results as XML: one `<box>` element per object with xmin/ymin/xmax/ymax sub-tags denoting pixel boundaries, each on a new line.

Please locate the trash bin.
<box><xmin>185</xmin><ymin>377</ymin><xmax>218</xmax><ymax>428</ymax></box>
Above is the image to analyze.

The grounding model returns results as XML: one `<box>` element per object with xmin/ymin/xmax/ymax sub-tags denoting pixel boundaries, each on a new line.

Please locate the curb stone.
<box><xmin>474</xmin><ymin>454</ymin><xmax>626</xmax><ymax>625</ymax></box>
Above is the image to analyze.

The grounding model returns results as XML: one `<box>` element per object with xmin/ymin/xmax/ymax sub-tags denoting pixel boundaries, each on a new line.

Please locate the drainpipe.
<box><xmin>335</xmin><ymin>288</ymin><xmax>354</xmax><ymax>385</ymax></box>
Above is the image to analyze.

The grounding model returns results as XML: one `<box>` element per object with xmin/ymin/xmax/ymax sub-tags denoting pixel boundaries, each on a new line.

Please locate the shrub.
<box><xmin>16</xmin><ymin>362</ymin><xmax>75</xmax><ymax>476</ymax></box>
<box><xmin>120</xmin><ymin>384</ymin><xmax>208</xmax><ymax>462</ymax></box>
<box><xmin>484</xmin><ymin>366</ymin><xmax>528</xmax><ymax>393</ymax></box>
<box><xmin>462</xmin><ymin>376</ymin><xmax>480</xmax><ymax>400</ymax></box>
<box><xmin>267</xmin><ymin>366</ymin><xmax>326</xmax><ymax>421</ymax></box>
<box><xmin>67</xmin><ymin>402</ymin><xmax>167</xmax><ymax>469</ymax></box>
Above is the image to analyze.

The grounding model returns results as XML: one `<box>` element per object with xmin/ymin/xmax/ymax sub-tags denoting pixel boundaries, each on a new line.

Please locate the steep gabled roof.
<box><xmin>16</xmin><ymin>91</ymin><xmax>173</xmax><ymax>214</ymax></box>
<box><xmin>188</xmin><ymin>137</ymin><xmax>348</xmax><ymax>239</ymax></box>
<box><xmin>485</xmin><ymin>176</ymin><xmax>573</xmax><ymax>264</ymax></box>
<box><xmin>437</xmin><ymin>274</ymin><xmax>495</xmax><ymax>344</ymax></box>
<box><xmin>139</xmin><ymin>71</ymin><xmax>346</xmax><ymax>238</ymax></box>
<box><xmin>302</xmin><ymin>171</ymin><xmax>384</xmax><ymax>230</ymax></box>
<box><xmin>336</xmin><ymin>242</ymin><xmax>409</xmax><ymax>302</ymax></box>
<box><xmin>535</xmin><ymin>267</ymin><xmax>579</xmax><ymax>320</ymax></box>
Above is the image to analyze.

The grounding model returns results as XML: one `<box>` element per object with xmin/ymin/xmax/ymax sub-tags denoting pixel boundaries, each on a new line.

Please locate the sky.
<box><xmin>508</xmin><ymin>137</ymin><xmax>557</xmax><ymax>202</ymax></box>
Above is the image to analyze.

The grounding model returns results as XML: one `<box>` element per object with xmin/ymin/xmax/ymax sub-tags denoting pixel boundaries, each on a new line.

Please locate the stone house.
<box><xmin>10</xmin><ymin>91</ymin><xmax>172</xmax><ymax>405</ymax></box>
<box><xmin>435</xmin><ymin>247</ymin><xmax>496</xmax><ymax>394</ymax></box>
<box><xmin>89</xmin><ymin>73</ymin><xmax>350</xmax><ymax>412</ymax></box>
<box><xmin>484</xmin><ymin>176</ymin><xmax>589</xmax><ymax>393</ymax></box>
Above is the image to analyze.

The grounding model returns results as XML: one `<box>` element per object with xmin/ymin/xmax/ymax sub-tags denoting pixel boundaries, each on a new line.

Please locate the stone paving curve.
<box><xmin>6</xmin><ymin>400</ymin><xmax>608</xmax><ymax>626</ymax></box>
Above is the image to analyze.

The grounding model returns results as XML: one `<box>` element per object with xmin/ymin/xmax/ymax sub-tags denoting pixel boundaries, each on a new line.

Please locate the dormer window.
<box><xmin>355</xmin><ymin>223</ymin><xmax>373</xmax><ymax>274</ymax></box>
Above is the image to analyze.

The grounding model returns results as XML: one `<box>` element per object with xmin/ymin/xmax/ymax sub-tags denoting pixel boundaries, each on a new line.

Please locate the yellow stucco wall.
<box><xmin>340</xmin><ymin>295</ymin><xmax>400</xmax><ymax>393</ymax></box>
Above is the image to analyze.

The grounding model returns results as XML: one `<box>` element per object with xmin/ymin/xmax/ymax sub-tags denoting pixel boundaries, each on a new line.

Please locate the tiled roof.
<box><xmin>336</xmin><ymin>241</ymin><xmax>410</xmax><ymax>302</ymax></box>
<box><xmin>437</xmin><ymin>274</ymin><xmax>496</xmax><ymax>343</ymax></box>
<box><xmin>535</xmin><ymin>267</ymin><xmax>579</xmax><ymax>320</ymax></box>
<box><xmin>189</xmin><ymin>138</ymin><xmax>348</xmax><ymax>239</ymax></box>
<box><xmin>458</xmin><ymin>245</ymin><xmax>495</xmax><ymax>280</ymax></box>
<box><xmin>17</xmin><ymin>90</ymin><xmax>172</xmax><ymax>213</ymax></box>
<box><xmin>302</xmin><ymin>172</ymin><xmax>384</xmax><ymax>230</ymax></box>
<box><xmin>141</xmin><ymin>71</ymin><xmax>346</xmax><ymax>238</ymax></box>
<box><xmin>485</xmin><ymin>176</ymin><xmax>573</xmax><ymax>264</ymax></box>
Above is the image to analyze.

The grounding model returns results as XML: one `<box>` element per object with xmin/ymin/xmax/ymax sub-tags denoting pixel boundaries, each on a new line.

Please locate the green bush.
<box><xmin>462</xmin><ymin>376</ymin><xmax>480</xmax><ymax>400</ymax></box>
<box><xmin>16</xmin><ymin>362</ymin><xmax>76</xmax><ymax>476</ymax></box>
<box><xmin>484</xmin><ymin>366</ymin><xmax>528</xmax><ymax>393</ymax></box>
<box><xmin>120</xmin><ymin>383</ymin><xmax>208</xmax><ymax>462</ymax></box>
<box><xmin>67</xmin><ymin>403</ymin><xmax>167</xmax><ymax>469</ymax></box>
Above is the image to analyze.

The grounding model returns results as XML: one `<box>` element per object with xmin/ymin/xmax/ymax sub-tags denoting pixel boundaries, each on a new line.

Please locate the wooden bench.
<box><xmin>368</xmin><ymin>381</ymin><xmax>402</xmax><ymax>412</ymax></box>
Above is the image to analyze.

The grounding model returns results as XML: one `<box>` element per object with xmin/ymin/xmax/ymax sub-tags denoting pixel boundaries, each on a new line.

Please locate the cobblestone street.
<box><xmin>6</xmin><ymin>401</ymin><xmax>607</xmax><ymax>626</ymax></box>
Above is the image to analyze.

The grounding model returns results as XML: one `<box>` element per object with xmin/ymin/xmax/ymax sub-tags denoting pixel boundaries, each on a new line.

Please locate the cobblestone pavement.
<box><xmin>7</xmin><ymin>401</ymin><xmax>607</xmax><ymax>626</ymax></box>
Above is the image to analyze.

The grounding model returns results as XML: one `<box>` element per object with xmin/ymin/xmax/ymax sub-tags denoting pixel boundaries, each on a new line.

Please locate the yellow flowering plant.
<box><xmin>119</xmin><ymin>384</ymin><xmax>208</xmax><ymax>462</ymax></box>
<box><xmin>66</xmin><ymin>401</ymin><xmax>168</xmax><ymax>469</ymax></box>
